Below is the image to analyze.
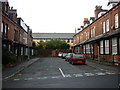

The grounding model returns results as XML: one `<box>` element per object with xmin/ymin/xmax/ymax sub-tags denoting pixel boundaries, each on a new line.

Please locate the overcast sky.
<box><xmin>8</xmin><ymin>0</ymin><xmax>109</xmax><ymax>33</ymax></box>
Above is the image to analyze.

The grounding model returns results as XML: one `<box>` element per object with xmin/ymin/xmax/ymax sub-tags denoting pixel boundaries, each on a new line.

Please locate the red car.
<box><xmin>69</xmin><ymin>54</ymin><xmax>86</xmax><ymax>65</ymax></box>
<box><xmin>61</xmin><ymin>53</ymin><xmax>68</xmax><ymax>59</ymax></box>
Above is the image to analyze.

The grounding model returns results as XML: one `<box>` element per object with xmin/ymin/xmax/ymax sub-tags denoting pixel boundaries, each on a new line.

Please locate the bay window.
<box><xmin>105</xmin><ymin>40</ymin><xmax>109</xmax><ymax>54</ymax></box>
<box><xmin>112</xmin><ymin>38</ymin><xmax>117</xmax><ymax>54</ymax></box>
<box><xmin>100</xmin><ymin>40</ymin><xmax>104</xmax><ymax>54</ymax></box>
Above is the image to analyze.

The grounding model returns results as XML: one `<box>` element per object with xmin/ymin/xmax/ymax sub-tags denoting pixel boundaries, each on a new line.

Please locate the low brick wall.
<box><xmin>37</xmin><ymin>49</ymin><xmax>72</xmax><ymax>57</ymax></box>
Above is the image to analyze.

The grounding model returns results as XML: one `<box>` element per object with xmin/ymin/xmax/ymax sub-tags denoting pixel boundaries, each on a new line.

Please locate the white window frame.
<box><xmin>100</xmin><ymin>40</ymin><xmax>104</xmax><ymax>54</ymax></box>
<box><xmin>1</xmin><ymin>22</ymin><xmax>3</xmax><ymax>33</ymax></box>
<box><xmin>112</xmin><ymin>38</ymin><xmax>117</xmax><ymax>54</ymax></box>
<box><xmin>115</xmin><ymin>13</ymin><xmax>119</xmax><ymax>28</ymax></box>
<box><xmin>83</xmin><ymin>45</ymin><xmax>86</xmax><ymax>54</ymax></box>
<box><xmin>105</xmin><ymin>40</ymin><xmax>109</xmax><ymax>54</ymax></box>
<box><xmin>106</xmin><ymin>19</ymin><xmax>109</xmax><ymax>32</ymax></box>
<box><xmin>103</xmin><ymin>21</ymin><xmax>106</xmax><ymax>33</ymax></box>
<box><xmin>21</xmin><ymin>47</ymin><xmax>23</xmax><ymax>55</ymax></box>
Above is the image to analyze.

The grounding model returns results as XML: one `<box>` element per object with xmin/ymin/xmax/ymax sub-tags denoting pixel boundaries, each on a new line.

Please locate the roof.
<box><xmin>32</xmin><ymin>33</ymin><xmax>75</xmax><ymax>39</ymax></box>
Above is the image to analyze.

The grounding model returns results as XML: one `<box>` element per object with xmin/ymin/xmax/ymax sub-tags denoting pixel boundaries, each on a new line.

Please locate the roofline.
<box><xmin>73</xmin><ymin>2</ymin><xmax>120</xmax><ymax>37</ymax></box>
<box><xmin>32</xmin><ymin>33</ymin><xmax>75</xmax><ymax>34</ymax></box>
<box><xmin>33</xmin><ymin>38</ymin><xmax>73</xmax><ymax>39</ymax></box>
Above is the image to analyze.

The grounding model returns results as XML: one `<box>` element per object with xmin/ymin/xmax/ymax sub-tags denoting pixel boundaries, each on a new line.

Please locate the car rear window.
<box><xmin>63</xmin><ymin>53</ymin><xmax>68</xmax><ymax>55</ymax></box>
<box><xmin>73</xmin><ymin>55</ymin><xmax>85</xmax><ymax>58</ymax></box>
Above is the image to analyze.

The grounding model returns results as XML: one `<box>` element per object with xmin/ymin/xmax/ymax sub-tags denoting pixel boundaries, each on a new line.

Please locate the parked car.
<box><xmin>61</xmin><ymin>53</ymin><xmax>68</xmax><ymax>59</ymax></box>
<box><xmin>58</xmin><ymin>52</ymin><xmax>63</xmax><ymax>57</ymax></box>
<box><xmin>65</xmin><ymin>53</ymin><xmax>74</xmax><ymax>61</ymax></box>
<box><xmin>69</xmin><ymin>54</ymin><xmax>86</xmax><ymax>65</ymax></box>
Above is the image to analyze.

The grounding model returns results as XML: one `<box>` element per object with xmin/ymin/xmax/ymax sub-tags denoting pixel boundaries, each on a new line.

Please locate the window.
<box><xmin>32</xmin><ymin>49</ymin><xmax>34</xmax><ymax>56</ymax></box>
<box><xmin>14</xmin><ymin>30</ymin><xmax>19</xmax><ymax>41</ymax></box>
<box><xmin>105</xmin><ymin>40</ymin><xmax>109</xmax><ymax>54</ymax></box>
<box><xmin>90</xmin><ymin>44</ymin><xmax>93</xmax><ymax>54</ymax></box>
<box><xmin>103</xmin><ymin>21</ymin><xmax>105</xmax><ymax>33</ymax></box>
<box><xmin>86</xmin><ymin>44</ymin><xmax>90</xmax><ymax>54</ymax></box>
<box><xmin>21</xmin><ymin>47</ymin><xmax>23</xmax><ymax>55</ymax></box>
<box><xmin>115</xmin><ymin>13</ymin><xmax>118</xmax><ymax>28</ymax></box>
<box><xmin>91</xmin><ymin>26</ymin><xmax>95</xmax><ymax>37</ymax></box>
<box><xmin>112</xmin><ymin>38</ymin><xmax>117</xmax><ymax>54</ymax></box>
<box><xmin>20</xmin><ymin>34</ymin><xmax>23</xmax><ymax>42</ymax></box>
<box><xmin>4</xmin><ymin>24</ymin><xmax>8</xmax><ymax>37</ymax></box>
<box><xmin>100</xmin><ymin>40</ymin><xmax>104</xmax><ymax>54</ymax></box>
<box><xmin>83</xmin><ymin>45</ymin><xmax>86</xmax><ymax>54</ymax></box>
<box><xmin>25</xmin><ymin>48</ymin><xmax>28</xmax><ymax>56</ymax></box>
<box><xmin>1</xmin><ymin>22</ymin><xmax>3</xmax><ymax>33</ymax></box>
<box><xmin>106</xmin><ymin>19</ymin><xmax>109</xmax><ymax>32</ymax></box>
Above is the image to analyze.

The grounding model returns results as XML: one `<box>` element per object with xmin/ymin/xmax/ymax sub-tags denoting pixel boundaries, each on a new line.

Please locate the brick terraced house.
<box><xmin>0</xmin><ymin>1</ymin><xmax>35</xmax><ymax>61</ymax></box>
<box><xmin>73</xmin><ymin>0</ymin><xmax>120</xmax><ymax>64</ymax></box>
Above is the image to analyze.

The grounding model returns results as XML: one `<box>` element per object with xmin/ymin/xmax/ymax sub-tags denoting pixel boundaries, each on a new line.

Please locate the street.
<box><xmin>3</xmin><ymin>57</ymin><xmax>119</xmax><ymax>88</ymax></box>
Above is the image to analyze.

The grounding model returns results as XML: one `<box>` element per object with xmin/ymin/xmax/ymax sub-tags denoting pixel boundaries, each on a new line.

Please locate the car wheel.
<box><xmin>71</xmin><ymin>61</ymin><xmax>74</xmax><ymax>65</ymax></box>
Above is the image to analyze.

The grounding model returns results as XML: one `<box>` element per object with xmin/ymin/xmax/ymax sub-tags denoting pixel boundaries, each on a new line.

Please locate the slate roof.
<box><xmin>32</xmin><ymin>33</ymin><xmax>75</xmax><ymax>39</ymax></box>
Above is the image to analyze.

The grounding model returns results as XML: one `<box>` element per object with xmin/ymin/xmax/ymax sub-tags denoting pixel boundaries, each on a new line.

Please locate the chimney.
<box><xmin>83</xmin><ymin>18</ymin><xmax>88</xmax><ymax>26</ymax></box>
<box><xmin>94</xmin><ymin>5</ymin><xmax>102</xmax><ymax>19</ymax></box>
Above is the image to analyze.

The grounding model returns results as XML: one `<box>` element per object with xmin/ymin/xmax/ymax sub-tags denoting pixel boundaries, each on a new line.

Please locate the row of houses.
<box><xmin>73</xmin><ymin>0</ymin><xmax>120</xmax><ymax>64</ymax></box>
<box><xmin>0</xmin><ymin>1</ymin><xmax>36</xmax><ymax>61</ymax></box>
<box><xmin>32</xmin><ymin>33</ymin><xmax>75</xmax><ymax>49</ymax></box>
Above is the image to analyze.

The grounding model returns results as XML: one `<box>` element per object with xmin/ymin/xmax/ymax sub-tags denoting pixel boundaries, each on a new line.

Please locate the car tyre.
<box><xmin>71</xmin><ymin>61</ymin><xmax>74</xmax><ymax>65</ymax></box>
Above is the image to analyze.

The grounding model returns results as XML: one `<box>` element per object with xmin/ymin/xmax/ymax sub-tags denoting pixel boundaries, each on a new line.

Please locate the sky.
<box><xmin>8</xmin><ymin>0</ymin><xmax>109</xmax><ymax>33</ymax></box>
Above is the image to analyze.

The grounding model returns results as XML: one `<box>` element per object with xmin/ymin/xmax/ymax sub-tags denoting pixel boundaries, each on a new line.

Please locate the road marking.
<box><xmin>59</xmin><ymin>68</ymin><xmax>65</xmax><ymax>77</ymax></box>
<box><xmin>24</xmin><ymin>78</ymin><xmax>28</xmax><ymax>80</ymax></box>
<box><xmin>40</xmin><ymin>77</ymin><xmax>47</xmax><ymax>79</ymax></box>
<box><xmin>84</xmin><ymin>73</ymin><xmax>94</xmax><ymax>76</ymax></box>
<box><xmin>74</xmin><ymin>74</ymin><xmax>83</xmax><ymax>77</ymax></box>
<box><xmin>14</xmin><ymin>79</ymin><xmax>20</xmax><ymax>81</ymax></box>
<box><xmin>51</xmin><ymin>76</ymin><xmax>61</xmax><ymax>79</ymax></box>
<box><xmin>96</xmin><ymin>72</ymin><xmax>106</xmax><ymax>75</ymax></box>
<box><xmin>27</xmin><ymin>78</ymin><xmax>33</xmax><ymax>80</ymax></box>
<box><xmin>65</xmin><ymin>74</ymin><xmax>71</xmax><ymax>77</ymax></box>
<box><xmin>106</xmin><ymin>72</ymin><xmax>115</xmax><ymax>75</ymax></box>
<box><xmin>37</xmin><ymin>77</ymin><xmax>41</xmax><ymax>79</ymax></box>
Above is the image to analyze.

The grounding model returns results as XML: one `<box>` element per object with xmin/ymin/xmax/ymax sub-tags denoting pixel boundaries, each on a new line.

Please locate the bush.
<box><xmin>2</xmin><ymin>48</ymin><xmax>17</xmax><ymax>65</ymax></box>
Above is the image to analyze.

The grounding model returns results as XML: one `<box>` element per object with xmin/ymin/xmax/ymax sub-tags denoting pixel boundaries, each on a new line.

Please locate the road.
<box><xmin>3</xmin><ymin>57</ymin><xmax>119</xmax><ymax>88</ymax></box>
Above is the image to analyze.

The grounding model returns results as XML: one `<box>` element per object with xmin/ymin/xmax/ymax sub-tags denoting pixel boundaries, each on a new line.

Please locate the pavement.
<box><xmin>2</xmin><ymin>57</ymin><xmax>119</xmax><ymax>80</ymax></box>
<box><xmin>2</xmin><ymin>57</ymin><xmax>40</xmax><ymax>80</ymax></box>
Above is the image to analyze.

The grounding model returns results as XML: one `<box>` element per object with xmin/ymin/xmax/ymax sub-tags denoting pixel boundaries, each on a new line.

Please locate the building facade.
<box><xmin>73</xmin><ymin>1</ymin><xmax>120</xmax><ymax>64</ymax></box>
<box><xmin>32</xmin><ymin>33</ymin><xmax>75</xmax><ymax>49</ymax></box>
<box><xmin>1</xmin><ymin>1</ymin><xmax>35</xmax><ymax>61</ymax></box>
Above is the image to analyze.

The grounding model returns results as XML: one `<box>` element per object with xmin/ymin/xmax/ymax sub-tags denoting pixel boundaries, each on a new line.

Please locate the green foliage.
<box><xmin>37</xmin><ymin>39</ymin><xmax>70</xmax><ymax>50</ymax></box>
<box><xmin>37</xmin><ymin>41</ymin><xmax>46</xmax><ymax>49</ymax></box>
<box><xmin>32</xmin><ymin>41</ymin><xmax>36</xmax><ymax>47</ymax></box>
<box><xmin>2</xmin><ymin>48</ymin><xmax>17</xmax><ymax>65</ymax></box>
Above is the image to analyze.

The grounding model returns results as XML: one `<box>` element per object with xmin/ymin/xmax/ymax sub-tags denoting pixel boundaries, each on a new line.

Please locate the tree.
<box><xmin>37</xmin><ymin>41</ymin><xmax>46</xmax><ymax>49</ymax></box>
<box><xmin>46</xmin><ymin>39</ymin><xmax>70</xmax><ymax>50</ymax></box>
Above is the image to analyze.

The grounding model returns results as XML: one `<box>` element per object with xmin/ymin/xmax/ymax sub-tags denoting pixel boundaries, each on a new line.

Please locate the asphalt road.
<box><xmin>2</xmin><ymin>57</ymin><xmax>119</xmax><ymax>88</ymax></box>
